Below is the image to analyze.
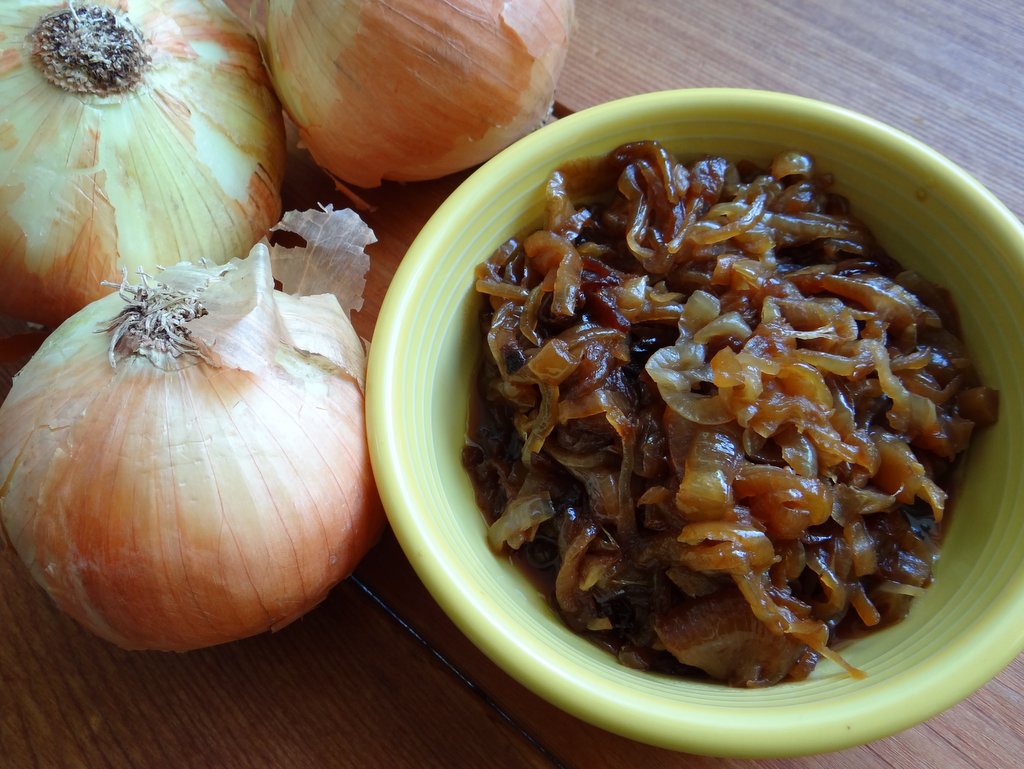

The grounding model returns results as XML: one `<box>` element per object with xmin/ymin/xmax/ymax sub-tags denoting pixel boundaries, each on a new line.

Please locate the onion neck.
<box><xmin>101</xmin><ymin>270</ymin><xmax>210</xmax><ymax>369</ymax></box>
<box><xmin>29</xmin><ymin>4</ymin><xmax>150</xmax><ymax>97</ymax></box>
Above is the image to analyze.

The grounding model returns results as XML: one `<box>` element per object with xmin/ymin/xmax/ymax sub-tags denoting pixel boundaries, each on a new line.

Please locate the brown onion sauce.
<box><xmin>463</xmin><ymin>142</ymin><xmax>996</xmax><ymax>686</ymax></box>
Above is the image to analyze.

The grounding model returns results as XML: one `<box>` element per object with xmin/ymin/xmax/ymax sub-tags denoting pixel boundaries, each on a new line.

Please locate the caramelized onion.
<box><xmin>465</xmin><ymin>141</ymin><xmax>997</xmax><ymax>686</ymax></box>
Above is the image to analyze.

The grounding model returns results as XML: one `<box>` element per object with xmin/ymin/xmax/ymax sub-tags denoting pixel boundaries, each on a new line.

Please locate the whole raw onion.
<box><xmin>262</xmin><ymin>0</ymin><xmax>575</xmax><ymax>188</ymax></box>
<box><xmin>0</xmin><ymin>0</ymin><xmax>287</xmax><ymax>328</ymax></box>
<box><xmin>0</xmin><ymin>209</ymin><xmax>383</xmax><ymax>652</ymax></box>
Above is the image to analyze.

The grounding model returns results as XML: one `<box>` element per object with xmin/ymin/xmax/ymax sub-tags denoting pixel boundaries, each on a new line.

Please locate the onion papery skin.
<box><xmin>0</xmin><ymin>261</ymin><xmax>382</xmax><ymax>651</ymax></box>
<box><xmin>262</xmin><ymin>0</ymin><xmax>575</xmax><ymax>188</ymax></box>
<box><xmin>0</xmin><ymin>0</ymin><xmax>287</xmax><ymax>328</ymax></box>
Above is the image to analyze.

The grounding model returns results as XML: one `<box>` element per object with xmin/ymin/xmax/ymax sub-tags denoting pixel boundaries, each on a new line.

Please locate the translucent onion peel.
<box><xmin>261</xmin><ymin>0</ymin><xmax>575</xmax><ymax>187</ymax></box>
<box><xmin>0</xmin><ymin>0</ymin><xmax>287</xmax><ymax>328</ymax></box>
<box><xmin>0</xmin><ymin>208</ymin><xmax>383</xmax><ymax>651</ymax></box>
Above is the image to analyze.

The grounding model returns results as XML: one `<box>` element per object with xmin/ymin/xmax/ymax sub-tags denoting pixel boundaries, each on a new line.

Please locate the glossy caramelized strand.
<box><xmin>464</xmin><ymin>141</ymin><xmax>998</xmax><ymax>686</ymax></box>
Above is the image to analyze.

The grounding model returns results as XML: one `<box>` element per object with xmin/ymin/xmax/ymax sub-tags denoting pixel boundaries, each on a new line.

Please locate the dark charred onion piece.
<box><xmin>464</xmin><ymin>140</ymin><xmax>998</xmax><ymax>687</ymax></box>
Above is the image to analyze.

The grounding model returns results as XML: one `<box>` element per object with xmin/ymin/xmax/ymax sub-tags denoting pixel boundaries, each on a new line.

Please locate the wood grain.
<box><xmin>2</xmin><ymin>1</ymin><xmax>1022</xmax><ymax>767</ymax></box>
<box><xmin>0</xmin><ymin>548</ymin><xmax>551</xmax><ymax>769</ymax></box>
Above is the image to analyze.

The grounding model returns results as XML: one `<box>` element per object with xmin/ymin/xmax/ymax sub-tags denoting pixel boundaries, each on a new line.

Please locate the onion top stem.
<box><xmin>30</xmin><ymin>3</ymin><xmax>150</xmax><ymax>96</ymax></box>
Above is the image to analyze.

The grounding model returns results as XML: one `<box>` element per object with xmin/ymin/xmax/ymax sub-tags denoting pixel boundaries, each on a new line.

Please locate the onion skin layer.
<box><xmin>263</xmin><ymin>0</ymin><xmax>575</xmax><ymax>187</ymax></box>
<box><xmin>0</xmin><ymin>287</ymin><xmax>382</xmax><ymax>651</ymax></box>
<box><xmin>0</xmin><ymin>0</ymin><xmax>287</xmax><ymax>328</ymax></box>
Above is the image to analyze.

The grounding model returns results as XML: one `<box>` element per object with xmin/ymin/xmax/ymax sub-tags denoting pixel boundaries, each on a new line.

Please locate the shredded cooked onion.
<box><xmin>463</xmin><ymin>141</ymin><xmax>999</xmax><ymax>687</ymax></box>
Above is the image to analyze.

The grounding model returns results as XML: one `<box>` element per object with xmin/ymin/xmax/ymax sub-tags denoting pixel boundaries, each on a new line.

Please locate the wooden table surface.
<box><xmin>2</xmin><ymin>1</ymin><xmax>1023</xmax><ymax>767</ymax></box>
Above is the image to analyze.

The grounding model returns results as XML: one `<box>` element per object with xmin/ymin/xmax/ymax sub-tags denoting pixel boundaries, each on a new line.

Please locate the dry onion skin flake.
<box><xmin>261</xmin><ymin>0</ymin><xmax>575</xmax><ymax>188</ymax></box>
<box><xmin>465</xmin><ymin>141</ymin><xmax>999</xmax><ymax>687</ymax></box>
<box><xmin>0</xmin><ymin>208</ymin><xmax>383</xmax><ymax>651</ymax></box>
<box><xmin>0</xmin><ymin>0</ymin><xmax>287</xmax><ymax>328</ymax></box>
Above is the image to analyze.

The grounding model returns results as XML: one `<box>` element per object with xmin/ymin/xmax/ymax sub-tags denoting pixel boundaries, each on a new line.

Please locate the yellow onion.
<box><xmin>0</xmin><ymin>0</ymin><xmax>287</xmax><ymax>328</ymax></box>
<box><xmin>0</xmin><ymin>208</ymin><xmax>383</xmax><ymax>651</ymax></box>
<box><xmin>261</xmin><ymin>0</ymin><xmax>575</xmax><ymax>188</ymax></box>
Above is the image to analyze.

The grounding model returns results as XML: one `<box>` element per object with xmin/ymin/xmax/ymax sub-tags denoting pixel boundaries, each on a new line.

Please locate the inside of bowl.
<box><xmin>369</xmin><ymin>89</ymin><xmax>1024</xmax><ymax>757</ymax></box>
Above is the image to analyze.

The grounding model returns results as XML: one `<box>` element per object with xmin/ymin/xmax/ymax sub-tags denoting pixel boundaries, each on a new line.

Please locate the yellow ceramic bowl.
<box><xmin>365</xmin><ymin>89</ymin><xmax>1024</xmax><ymax>757</ymax></box>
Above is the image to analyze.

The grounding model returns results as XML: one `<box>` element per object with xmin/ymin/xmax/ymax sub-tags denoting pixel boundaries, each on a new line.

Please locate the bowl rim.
<box><xmin>366</xmin><ymin>87</ymin><xmax>1024</xmax><ymax>757</ymax></box>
